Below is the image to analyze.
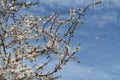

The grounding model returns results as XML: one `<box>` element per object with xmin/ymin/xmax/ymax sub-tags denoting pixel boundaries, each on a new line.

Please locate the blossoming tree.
<box><xmin>0</xmin><ymin>0</ymin><xmax>101</xmax><ymax>80</ymax></box>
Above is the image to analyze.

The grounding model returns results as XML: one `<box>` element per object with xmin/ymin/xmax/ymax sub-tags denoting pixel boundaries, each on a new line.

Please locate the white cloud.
<box><xmin>83</xmin><ymin>11</ymin><xmax>118</xmax><ymax>28</ymax></box>
<box><xmin>38</xmin><ymin>0</ymin><xmax>120</xmax><ymax>8</ymax></box>
<box><xmin>58</xmin><ymin>63</ymin><xmax>115</xmax><ymax>80</ymax></box>
<box><xmin>21</xmin><ymin>0</ymin><xmax>120</xmax><ymax>14</ymax></box>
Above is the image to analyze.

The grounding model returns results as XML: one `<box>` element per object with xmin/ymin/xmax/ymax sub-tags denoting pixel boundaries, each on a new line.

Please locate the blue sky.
<box><xmin>23</xmin><ymin>0</ymin><xmax>120</xmax><ymax>80</ymax></box>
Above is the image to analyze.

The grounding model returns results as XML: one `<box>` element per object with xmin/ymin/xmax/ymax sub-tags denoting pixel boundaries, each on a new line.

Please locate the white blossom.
<box><xmin>26</xmin><ymin>2</ymin><xmax>31</xmax><ymax>5</ymax></box>
<box><xmin>46</xmin><ymin>40</ymin><xmax>59</xmax><ymax>49</ymax></box>
<box><xmin>27</xmin><ymin>49</ymin><xmax>32</xmax><ymax>53</ymax></box>
<box><xmin>17</xmin><ymin>35</ymin><xmax>24</xmax><ymax>40</ymax></box>
<box><xmin>10</xmin><ymin>69</ymin><xmax>20</xmax><ymax>74</ymax></box>
<box><xmin>9</xmin><ymin>6</ymin><xmax>16</xmax><ymax>10</ymax></box>
<box><xmin>37</xmin><ymin>17</ymin><xmax>42</xmax><ymax>22</ymax></box>
<box><xmin>0</xmin><ymin>1</ymin><xmax>5</xmax><ymax>7</ymax></box>
<box><xmin>69</xmin><ymin>9</ymin><xmax>76</xmax><ymax>16</ymax></box>
<box><xmin>73</xmin><ymin>45</ymin><xmax>80</xmax><ymax>53</ymax></box>
<box><xmin>57</xmin><ymin>54</ymin><xmax>64</xmax><ymax>60</ymax></box>
<box><xmin>25</xmin><ymin>69</ymin><xmax>32</xmax><ymax>77</ymax></box>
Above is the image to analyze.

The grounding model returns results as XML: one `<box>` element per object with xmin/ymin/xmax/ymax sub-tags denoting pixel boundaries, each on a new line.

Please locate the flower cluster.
<box><xmin>69</xmin><ymin>9</ymin><xmax>76</xmax><ymax>16</ymax></box>
<box><xmin>0</xmin><ymin>0</ymin><xmax>101</xmax><ymax>80</ymax></box>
